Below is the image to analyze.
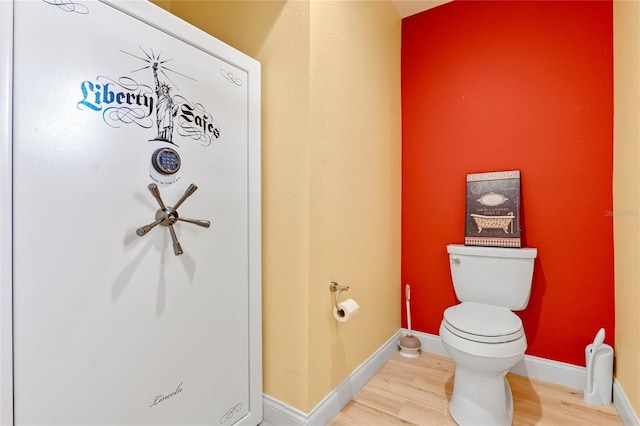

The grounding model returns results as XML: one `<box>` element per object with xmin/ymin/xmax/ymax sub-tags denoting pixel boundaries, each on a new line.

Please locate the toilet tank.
<box><xmin>447</xmin><ymin>244</ymin><xmax>537</xmax><ymax>311</ymax></box>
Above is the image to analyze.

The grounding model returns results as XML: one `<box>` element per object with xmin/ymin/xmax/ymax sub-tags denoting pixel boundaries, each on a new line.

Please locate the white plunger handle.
<box><xmin>405</xmin><ymin>284</ymin><xmax>412</xmax><ymax>333</ymax></box>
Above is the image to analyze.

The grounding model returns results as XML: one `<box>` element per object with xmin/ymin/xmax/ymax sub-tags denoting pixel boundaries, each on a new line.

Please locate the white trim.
<box><xmin>614</xmin><ymin>379</ymin><xmax>640</xmax><ymax>426</ymax></box>
<box><xmin>410</xmin><ymin>329</ymin><xmax>449</xmax><ymax>357</ymax></box>
<box><xmin>262</xmin><ymin>395</ymin><xmax>308</xmax><ymax>426</ymax></box>
<box><xmin>410</xmin><ymin>330</ymin><xmax>587</xmax><ymax>389</ymax></box>
<box><xmin>510</xmin><ymin>353</ymin><xmax>586</xmax><ymax>390</ymax></box>
<box><xmin>262</xmin><ymin>330</ymin><xmax>402</xmax><ymax>426</ymax></box>
<box><xmin>0</xmin><ymin>1</ymin><xmax>13</xmax><ymax>424</ymax></box>
<box><xmin>262</xmin><ymin>330</ymin><xmax>638</xmax><ymax>425</ymax></box>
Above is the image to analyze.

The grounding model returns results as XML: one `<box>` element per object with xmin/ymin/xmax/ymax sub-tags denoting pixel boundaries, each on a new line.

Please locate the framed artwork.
<box><xmin>465</xmin><ymin>170</ymin><xmax>522</xmax><ymax>248</ymax></box>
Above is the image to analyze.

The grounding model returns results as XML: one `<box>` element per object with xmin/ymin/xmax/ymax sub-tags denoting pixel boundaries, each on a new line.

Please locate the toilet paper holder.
<box><xmin>330</xmin><ymin>281</ymin><xmax>350</xmax><ymax>313</ymax></box>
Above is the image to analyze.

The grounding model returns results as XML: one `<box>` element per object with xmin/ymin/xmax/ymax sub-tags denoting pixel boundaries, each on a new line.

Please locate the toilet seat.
<box><xmin>443</xmin><ymin>302</ymin><xmax>524</xmax><ymax>343</ymax></box>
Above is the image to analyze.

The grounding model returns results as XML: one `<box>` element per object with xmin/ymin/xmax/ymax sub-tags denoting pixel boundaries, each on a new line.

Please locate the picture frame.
<box><xmin>465</xmin><ymin>170</ymin><xmax>522</xmax><ymax>248</ymax></box>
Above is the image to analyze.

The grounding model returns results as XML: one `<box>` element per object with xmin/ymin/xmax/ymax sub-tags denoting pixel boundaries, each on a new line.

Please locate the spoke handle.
<box><xmin>173</xmin><ymin>183</ymin><xmax>198</xmax><ymax>211</ymax></box>
<box><xmin>136</xmin><ymin>219</ymin><xmax>162</xmax><ymax>236</ymax></box>
<box><xmin>148</xmin><ymin>183</ymin><xmax>167</xmax><ymax>211</ymax></box>
<box><xmin>177</xmin><ymin>217</ymin><xmax>211</xmax><ymax>228</ymax></box>
<box><xmin>136</xmin><ymin>183</ymin><xmax>207</xmax><ymax>256</ymax></box>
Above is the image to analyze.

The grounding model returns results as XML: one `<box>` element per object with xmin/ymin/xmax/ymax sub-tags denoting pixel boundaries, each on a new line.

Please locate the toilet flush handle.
<box><xmin>450</xmin><ymin>256</ymin><xmax>461</xmax><ymax>264</ymax></box>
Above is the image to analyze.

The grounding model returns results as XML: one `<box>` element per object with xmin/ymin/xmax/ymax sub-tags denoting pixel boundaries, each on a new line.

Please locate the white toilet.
<box><xmin>439</xmin><ymin>244</ymin><xmax>537</xmax><ymax>426</ymax></box>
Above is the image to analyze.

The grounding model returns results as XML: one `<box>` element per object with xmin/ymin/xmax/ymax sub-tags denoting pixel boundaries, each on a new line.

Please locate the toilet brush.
<box><xmin>585</xmin><ymin>328</ymin><xmax>605</xmax><ymax>396</ymax></box>
<box><xmin>399</xmin><ymin>284</ymin><xmax>421</xmax><ymax>358</ymax></box>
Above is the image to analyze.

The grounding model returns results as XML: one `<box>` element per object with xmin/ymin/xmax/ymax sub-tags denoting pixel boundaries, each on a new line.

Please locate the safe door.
<box><xmin>1</xmin><ymin>1</ymin><xmax>261</xmax><ymax>424</ymax></box>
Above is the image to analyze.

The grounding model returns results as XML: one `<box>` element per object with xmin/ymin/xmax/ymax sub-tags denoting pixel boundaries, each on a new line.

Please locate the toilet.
<box><xmin>439</xmin><ymin>244</ymin><xmax>537</xmax><ymax>426</ymax></box>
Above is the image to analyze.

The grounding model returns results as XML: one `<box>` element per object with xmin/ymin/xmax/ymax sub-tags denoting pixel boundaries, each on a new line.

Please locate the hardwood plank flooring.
<box><xmin>329</xmin><ymin>352</ymin><xmax>622</xmax><ymax>425</ymax></box>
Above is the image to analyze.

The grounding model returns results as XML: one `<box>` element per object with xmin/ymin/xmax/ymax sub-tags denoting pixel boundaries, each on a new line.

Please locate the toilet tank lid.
<box><xmin>447</xmin><ymin>244</ymin><xmax>537</xmax><ymax>259</ymax></box>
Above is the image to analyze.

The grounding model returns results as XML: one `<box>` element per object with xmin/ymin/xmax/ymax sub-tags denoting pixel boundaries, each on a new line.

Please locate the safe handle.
<box><xmin>135</xmin><ymin>183</ymin><xmax>209</xmax><ymax>256</ymax></box>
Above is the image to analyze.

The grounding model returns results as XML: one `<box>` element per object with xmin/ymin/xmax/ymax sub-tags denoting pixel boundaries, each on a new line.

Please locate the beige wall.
<box><xmin>613</xmin><ymin>0</ymin><xmax>640</xmax><ymax>417</ymax></box>
<box><xmin>158</xmin><ymin>0</ymin><xmax>402</xmax><ymax>413</ymax></box>
<box><xmin>307</xmin><ymin>1</ymin><xmax>401</xmax><ymax>408</ymax></box>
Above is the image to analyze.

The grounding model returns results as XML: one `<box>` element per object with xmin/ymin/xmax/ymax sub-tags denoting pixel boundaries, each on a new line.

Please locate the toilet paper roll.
<box><xmin>333</xmin><ymin>298</ymin><xmax>359</xmax><ymax>322</ymax></box>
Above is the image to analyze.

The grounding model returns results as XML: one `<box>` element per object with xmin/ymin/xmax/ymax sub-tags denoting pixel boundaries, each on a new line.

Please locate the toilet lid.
<box><xmin>443</xmin><ymin>302</ymin><xmax>524</xmax><ymax>343</ymax></box>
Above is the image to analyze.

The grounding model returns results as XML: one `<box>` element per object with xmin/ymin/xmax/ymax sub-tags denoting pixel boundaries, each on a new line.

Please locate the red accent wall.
<box><xmin>401</xmin><ymin>0</ymin><xmax>613</xmax><ymax>366</ymax></box>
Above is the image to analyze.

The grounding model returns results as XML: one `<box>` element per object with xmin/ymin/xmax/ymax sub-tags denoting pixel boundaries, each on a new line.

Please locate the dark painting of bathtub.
<box><xmin>465</xmin><ymin>170</ymin><xmax>522</xmax><ymax>248</ymax></box>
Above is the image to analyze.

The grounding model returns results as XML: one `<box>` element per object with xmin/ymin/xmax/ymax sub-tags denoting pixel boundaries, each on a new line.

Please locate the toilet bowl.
<box><xmin>440</xmin><ymin>302</ymin><xmax>527</xmax><ymax>425</ymax></box>
<box><xmin>440</xmin><ymin>244</ymin><xmax>537</xmax><ymax>426</ymax></box>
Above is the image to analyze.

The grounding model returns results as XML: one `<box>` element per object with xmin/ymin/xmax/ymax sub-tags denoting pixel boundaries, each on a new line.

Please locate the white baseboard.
<box><xmin>614</xmin><ymin>378</ymin><xmax>640</xmax><ymax>426</ymax></box>
<box><xmin>410</xmin><ymin>329</ymin><xmax>586</xmax><ymax>388</ymax></box>
<box><xmin>262</xmin><ymin>329</ymin><xmax>639</xmax><ymax>426</ymax></box>
<box><xmin>262</xmin><ymin>330</ymin><xmax>402</xmax><ymax>426</ymax></box>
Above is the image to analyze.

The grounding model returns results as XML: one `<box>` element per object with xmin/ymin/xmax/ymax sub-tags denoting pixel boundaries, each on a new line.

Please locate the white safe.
<box><xmin>0</xmin><ymin>1</ymin><xmax>262</xmax><ymax>424</ymax></box>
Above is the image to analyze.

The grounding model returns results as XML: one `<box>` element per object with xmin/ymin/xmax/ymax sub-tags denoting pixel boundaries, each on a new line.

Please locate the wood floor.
<box><xmin>329</xmin><ymin>351</ymin><xmax>623</xmax><ymax>426</ymax></box>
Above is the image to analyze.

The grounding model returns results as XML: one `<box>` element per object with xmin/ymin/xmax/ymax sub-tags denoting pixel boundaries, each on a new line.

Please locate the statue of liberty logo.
<box><xmin>121</xmin><ymin>46</ymin><xmax>196</xmax><ymax>145</ymax></box>
<box><xmin>152</xmin><ymin>61</ymin><xmax>179</xmax><ymax>143</ymax></box>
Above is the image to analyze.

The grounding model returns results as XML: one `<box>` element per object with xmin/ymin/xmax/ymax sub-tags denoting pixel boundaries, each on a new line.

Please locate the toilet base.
<box><xmin>449</xmin><ymin>366</ymin><xmax>514</xmax><ymax>426</ymax></box>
